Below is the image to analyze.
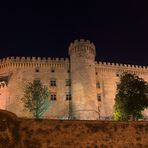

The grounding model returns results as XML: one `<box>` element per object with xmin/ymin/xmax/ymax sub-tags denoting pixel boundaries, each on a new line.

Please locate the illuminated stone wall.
<box><xmin>0</xmin><ymin>83</ymin><xmax>8</xmax><ymax>109</ymax></box>
<box><xmin>0</xmin><ymin>57</ymin><xmax>71</xmax><ymax>118</ymax></box>
<box><xmin>95</xmin><ymin>62</ymin><xmax>148</xmax><ymax>118</ymax></box>
<box><xmin>69</xmin><ymin>39</ymin><xmax>99</xmax><ymax>120</ymax></box>
<box><xmin>0</xmin><ymin>110</ymin><xmax>148</xmax><ymax>148</ymax></box>
<box><xmin>19</xmin><ymin>120</ymin><xmax>148</xmax><ymax>148</ymax></box>
<box><xmin>0</xmin><ymin>39</ymin><xmax>148</xmax><ymax>119</ymax></box>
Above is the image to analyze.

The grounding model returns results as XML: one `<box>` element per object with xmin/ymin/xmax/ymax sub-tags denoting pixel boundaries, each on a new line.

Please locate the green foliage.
<box><xmin>21</xmin><ymin>80</ymin><xmax>50</xmax><ymax>119</ymax></box>
<box><xmin>113</xmin><ymin>73</ymin><xmax>148</xmax><ymax>121</ymax></box>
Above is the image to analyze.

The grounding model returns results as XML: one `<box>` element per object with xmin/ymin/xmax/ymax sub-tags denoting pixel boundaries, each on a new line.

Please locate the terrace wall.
<box><xmin>0</xmin><ymin>110</ymin><xmax>148</xmax><ymax>148</ymax></box>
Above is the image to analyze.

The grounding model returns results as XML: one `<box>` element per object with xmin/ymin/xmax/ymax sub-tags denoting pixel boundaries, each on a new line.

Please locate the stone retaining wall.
<box><xmin>0</xmin><ymin>110</ymin><xmax>148</xmax><ymax>148</ymax></box>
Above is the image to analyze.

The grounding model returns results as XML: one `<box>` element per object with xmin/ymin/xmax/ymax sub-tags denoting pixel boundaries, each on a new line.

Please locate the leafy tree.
<box><xmin>113</xmin><ymin>73</ymin><xmax>148</xmax><ymax>121</ymax></box>
<box><xmin>21</xmin><ymin>80</ymin><xmax>50</xmax><ymax>119</ymax></box>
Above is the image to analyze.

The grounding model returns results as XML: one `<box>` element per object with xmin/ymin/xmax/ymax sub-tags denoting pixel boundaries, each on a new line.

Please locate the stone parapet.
<box><xmin>0</xmin><ymin>57</ymin><xmax>70</xmax><ymax>69</ymax></box>
<box><xmin>96</xmin><ymin>61</ymin><xmax>148</xmax><ymax>74</ymax></box>
<box><xmin>0</xmin><ymin>56</ymin><xmax>69</xmax><ymax>62</ymax></box>
<box><xmin>69</xmin><ymin>39</ymin><xmax>96</xmax><ymax>56</ymax></box>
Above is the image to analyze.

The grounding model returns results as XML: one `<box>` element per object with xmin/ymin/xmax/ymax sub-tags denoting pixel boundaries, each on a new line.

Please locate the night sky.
<box><xmin>0</xmin><ymin>1</ymin><xmax>147</xmax><ymax>65</ymax></box>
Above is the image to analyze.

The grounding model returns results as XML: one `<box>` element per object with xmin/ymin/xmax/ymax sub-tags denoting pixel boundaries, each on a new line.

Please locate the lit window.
<box><xmin>96</xmin><ymin>82</ymin><xmax>100</xmax><ymax>88</ymax></box>
<box><xmin>97</xmin><ymin>94</ymin><xmax>101</xmax><ymax>101</ymax></box>
<box><xmin>66</xmin><ymin>92</ymin><xmax>71</xmax><ymax>100</ymax></box>
<box><xmin>66</xmin><ymin>79</ymin><xmax>71</xmax><ymax>86</ymax></box>
<box><xmin>50</xmin><ymin>79</ymin><xmax>56</xmax><ymax>86</ymax></box>
<box><xmin>51</xmin><ymin>93</ymin><xmax>56</xmax><ymax>100</ymax></box>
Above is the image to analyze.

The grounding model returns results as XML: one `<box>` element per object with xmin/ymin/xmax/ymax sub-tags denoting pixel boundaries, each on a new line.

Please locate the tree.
<box><xmin>21</xmin><ymin>80</ymin><xmax>50</xmax><ymax>119</ymax></box>
<box><xmin>113</xmin><ymin>73</ymin><xmax>148</xmax><ymax>121</ymax></box>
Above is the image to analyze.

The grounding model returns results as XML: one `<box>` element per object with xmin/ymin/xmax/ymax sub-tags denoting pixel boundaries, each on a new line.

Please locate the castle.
<box><xmin>0</xmin><ymin>39</ymin><xmax>148</xmax><ymax>120</ymax></box>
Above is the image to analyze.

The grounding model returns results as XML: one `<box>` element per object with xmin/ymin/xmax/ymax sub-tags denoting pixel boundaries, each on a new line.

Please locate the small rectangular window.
<box><xmin>35</xmin><ymin>68</ymin><xmax>39</xmax><ymax>72</ymax></box>
<box><xmin>97</xmin><ymin>94</ymin><xmax>101</xmax><ymax>101</ymax></box>
<box><xmin>50</xmin><ymin>79</ymin><xmax>56</xmax><ymax>86</ymax></box>
<box><xmin>51</xmin><ymin>93</ymin><xmax>56</xmax><ymax>100</ymax></box>
<box><xmin>116</xmin><ymin>74</ymin><xmax>120</xmax><ymax>77</ymax></box>
<box><xmin>51</xmin><ymin>69</ymin><xmax>55</xmax><ymax>73</ymax></box>
<box><xmin>96</xmin><ymin>82</ymin><xmax>100</xmax><ymax>88</ymax></box>
<box><xmin>66</xmin><ymin>93</ymin><xmax>71</xmax><ymax>100</ymax></box>
<box><xmin>66</xmin><ymin>79</ymin><xmax>71</xmax><ymax>86</ymax></box>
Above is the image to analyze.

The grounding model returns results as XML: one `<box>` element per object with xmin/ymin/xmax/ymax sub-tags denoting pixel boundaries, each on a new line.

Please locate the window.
<box><xmin>96</xmin><ymin>82</ymin><xmax>100</xmax><ymax>88</ymax></box>
<box><xmin>51</xmin><ymin>69</ymin><xmax>55</xmax><ymax>73</ymax></box>
<box><xmin>97</xmin><ymin>94</ymin><xmax>101</xmax><ymax>101</ymax></box>
<box><xmin>67</xmin><ymin>69</ymin><xmax>70</xmax><ymax>73</ymax></box>
<box><xmin>51</xmin><ymin>93</ymin><xmax>56</xmax><ymax>100</ymax></box>
<box><xmin>35</xmin><ymin>68</ymin><xmax>39</xmax><ymax>72</ymax></box>
<box><xmin>66</xmin><ymin>79</ymin><xmax>71</xmax><ymax>86</ymax></box>
<box><xmin>50</xmin><ymin>79</ymin><xmax>56</xmax><ymax>86</ymax></box>
<box><xmin>116</xmin><ymin>73</ymin><xmax>120</xmax><ymax>77</ymax></box>
<box><xmin>96</xmin><ymin>72</ymin><xmax>98</xmax><ymax>75</ymax></box>
<box><xmin>66</xmin><ymin>93</ymin><xmax>71</xmax><ymax>100</ymax></box>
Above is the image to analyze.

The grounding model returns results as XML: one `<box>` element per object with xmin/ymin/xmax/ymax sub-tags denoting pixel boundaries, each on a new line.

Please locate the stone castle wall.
<box><xmin>95</xmin><ymin>61</ymin><xmax>148</xmax><ymax>118</ymax></box>
<box><xmin>0</xmin><ymin>39</ymin><xmax>148</xmax><ymax>119</ymax></box>
<box><xmin>0</xmin><ymin>57</ymin><xmax>71</xmax><ymax>118</ymax></box>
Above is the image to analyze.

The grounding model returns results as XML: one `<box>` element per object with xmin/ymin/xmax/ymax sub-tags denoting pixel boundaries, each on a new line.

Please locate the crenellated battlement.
<box><xmin>0</xmin><ymin>56</ymin><xmax>69</xmax><ymax>62</ymax></box>
<box><xmin>96</xmin><ymin>61</ymin><xmax>148</xmax><ymax>69</ymax></box>
<box><xmin>0</xmin><ymin>56</ymin><xmax>148</xmax><ymax>72</ymax></box>
<box><xmin>69</xmin><ymin>39</ymin><xmax>95</xmax><ymax>48</ymax></box>
<box><xmin>0</xmin><ymin>57</ymin><xmax>70</xmax><ymax>70</ymax></box>
<box><xmin>69</xmin><ymin>39</ymin><xmax>96</xmax><ymax>56</ymax></box>
<box><xmin>95</xmin><ymin>61</ymin><xmax>148</xmax><ymax>74</ymax></box>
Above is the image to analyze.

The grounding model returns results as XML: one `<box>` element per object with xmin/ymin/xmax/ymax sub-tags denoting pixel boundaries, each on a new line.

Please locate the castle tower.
<box><xmin>69</xmin><ymin>39</ymin><xmax>98</xmax><ymax>120</ymax></box>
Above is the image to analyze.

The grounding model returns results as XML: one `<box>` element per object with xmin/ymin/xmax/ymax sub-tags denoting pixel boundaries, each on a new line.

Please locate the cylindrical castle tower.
<box><xmin>69</xmin><ymin>39</ymin><xmax>98</xmax><ymax>120</ymax></box>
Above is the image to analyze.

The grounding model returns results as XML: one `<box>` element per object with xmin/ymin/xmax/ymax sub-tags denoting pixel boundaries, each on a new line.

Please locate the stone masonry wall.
<box><xmin>0</xmin><ymin>57</ymin><xmax>71</xmax><ymax>118</ymax></box>
<box><xmin>69</xmin><ymin>39</ymin><xmax>99</xmax><ymax>120</ymax></box>
<box><xmin>95</xmin><ymin>62</ymin><xmax>148</xmax><ymax>118</ymax></box>
<box><xmin>0</xmin><ymin>110</ymin><xmax>148</xmax><ymax>148</ymax></box>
